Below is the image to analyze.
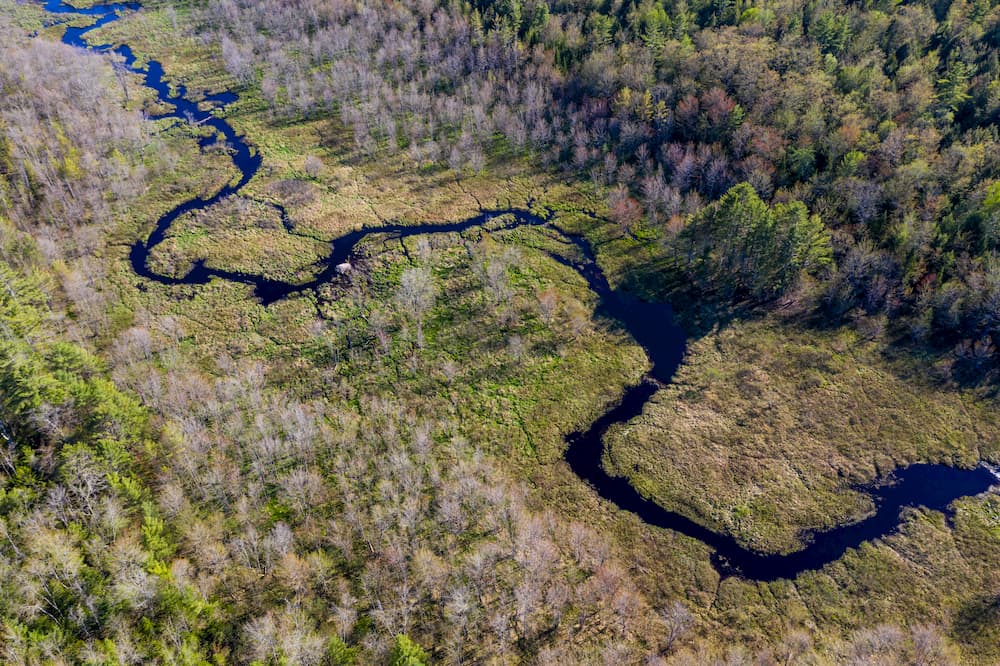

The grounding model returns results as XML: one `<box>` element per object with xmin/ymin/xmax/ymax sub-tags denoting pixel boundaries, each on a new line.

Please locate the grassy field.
<box><xmin>147</xmin><ymin>196</ymin><xmax>331</xmax><ymax>282</ymax></box>
<box><xmin>86</xmin><ymin>0</ymin><xmax>614</xmax><ymax>359</ymax></box>
<box><xmin>0</xmin><ymin>0</ymin><xmax>96</xmax><ymax>36</ymax></box>
<box><xmin>604</xmin><ymin>317</ymin><xmax>1000</xmax><ymax>554</ymax></box>
<box><xmin>47</xmin><ymin>3</ymin><xmax>1000</xmax><ymax>662</ymax></box>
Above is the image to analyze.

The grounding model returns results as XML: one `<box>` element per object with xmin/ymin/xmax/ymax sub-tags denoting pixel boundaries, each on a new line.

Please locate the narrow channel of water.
<box><xmin>42</xmin><ymin>0</ymin><xmax>998</xmax><ymax>581</ymax></box>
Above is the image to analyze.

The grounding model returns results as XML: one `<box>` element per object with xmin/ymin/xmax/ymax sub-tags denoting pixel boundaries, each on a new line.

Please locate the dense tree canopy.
<box><xmin>680</xmin><ymin>182</ymin><xmax>833</xmax><ymax>299</ymax></box>
<box><xmin>0</xmin><ymin>34</ymin><xmax>154</xmax><ymax>234</ymax></box>
<box><xmin>200</xmin><ymin>0</ymin><xmax>1000</xmax><ymax>375</ymax></box>
<box><xmin>1</xmin><ymin>0</ymin><xmax>999</xmax><ymax>662</ymax></box>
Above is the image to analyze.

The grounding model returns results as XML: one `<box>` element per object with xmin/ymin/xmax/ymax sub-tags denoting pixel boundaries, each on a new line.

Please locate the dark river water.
<box><xmin>43</xmin><ymin>0</ymin><xmax>999</xmax><ymax>582</ymax></box>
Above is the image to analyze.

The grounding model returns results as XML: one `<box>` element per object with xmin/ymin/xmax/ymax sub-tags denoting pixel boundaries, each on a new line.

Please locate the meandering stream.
<box><xmin>44</xmin><ymin>0</ymin><xmax>999</xmax><ymax>582</ymax></box>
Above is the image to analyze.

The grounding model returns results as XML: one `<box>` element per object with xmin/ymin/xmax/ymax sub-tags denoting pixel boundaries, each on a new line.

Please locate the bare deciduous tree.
<box><xmin>660</xmin><ymin>600</ymin><xmax>694</xmax><ymax>654</ymax></box>
<box><xmin>396</xmin><ymin>266</ymin><xmax>436</xmax><ymax>347</ymax></box>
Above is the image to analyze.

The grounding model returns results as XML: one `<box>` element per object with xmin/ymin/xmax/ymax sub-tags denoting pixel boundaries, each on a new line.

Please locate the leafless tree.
<box><xmin>396</xmin><ymin>266</ymin><xmax>436</xmax><ymax>347</ymax></box>
<box><xmin>660</xmin><ymin>600</ymin><xmax>694</xmax><ymax>653</ymax></box>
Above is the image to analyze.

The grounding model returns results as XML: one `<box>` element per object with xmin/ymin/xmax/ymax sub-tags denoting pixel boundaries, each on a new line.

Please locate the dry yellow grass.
<box><xmin>605</xmin><ymin>317</ymin><xmax>1000</xmax><ymax>554</ymax></box>
<box><xmin>147</xmin><ymin>196</ymin><xmax>330</xmax><ymax>282</ymax></box>
<box><xmin>68</xmin><ymin>7</ymin><xmax>1000</xmax><ymax>661</ymax></box>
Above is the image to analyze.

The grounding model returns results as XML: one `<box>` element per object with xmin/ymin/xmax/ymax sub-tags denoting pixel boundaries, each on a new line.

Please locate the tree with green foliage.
<box><xmin>0</xmin><ymin>255</ymin><xmax>221</xmax><ymax>662</ymax></box>
<box><xmin>681</xmin><ymin>183</ymin><xmax>833</xmax><ymax>300</ymax></box>
<box><xmin>937</xmin><ymin>60</ymin><xmax>974</xmax><ymax>112</ymax></box>
<box><xmin>389</xmin><ymin>634</ymin><xmax>430</xmax><ymax>666</ymax></box>
<box><xmin>811</xmin><ymin>11</ymin><xmax>852</xmax><ymax>56</ymax></box>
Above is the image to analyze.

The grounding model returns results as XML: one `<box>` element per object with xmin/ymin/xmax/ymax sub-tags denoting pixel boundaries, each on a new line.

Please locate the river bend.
<box><xmin>42</xmin><ymin>0</ymin><xmax>999</xmax><ymax>582</ymax></box>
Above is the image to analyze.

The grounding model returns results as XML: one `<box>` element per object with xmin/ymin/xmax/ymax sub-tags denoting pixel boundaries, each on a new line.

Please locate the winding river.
<box><xmin>43</xmin><ymin>0</ymin><xmax>999</xmax><ymax>582</ymax></box>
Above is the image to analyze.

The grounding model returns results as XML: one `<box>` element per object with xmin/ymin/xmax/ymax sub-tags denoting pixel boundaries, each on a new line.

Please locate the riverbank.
<box><xmin>605</xmin><ymin>317</ymin><xmax>1000</xmax><ymax>555</ymax></box>
<box><xmin>20</xmin><ymin>0</ymin><xmax>1000</xmax><ymax>660</ymax></box>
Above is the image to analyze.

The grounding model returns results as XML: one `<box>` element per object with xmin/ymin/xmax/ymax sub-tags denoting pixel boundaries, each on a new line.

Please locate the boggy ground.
<box><xmin>604</xmin><ymin>317</ymin><xmax>1000</xmax><ymax>555</ymax></box>
<box><xmin>52</xmin><ymin>1</ymin><xmax>1000</xmax><ymax>662</ymax></box>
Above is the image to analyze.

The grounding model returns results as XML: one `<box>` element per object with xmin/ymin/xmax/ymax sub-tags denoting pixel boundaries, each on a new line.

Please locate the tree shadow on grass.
<box><xmin>610</xmin><ymin>242</ymin><xmax>752</xmax><ymax>343</ymax></box>
<box><xmin>953</xmin><ymin>593</ymin><xmax>1000</xmax><ymax>655</ymax></box>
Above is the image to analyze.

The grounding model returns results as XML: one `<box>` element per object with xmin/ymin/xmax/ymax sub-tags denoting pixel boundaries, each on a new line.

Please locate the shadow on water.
<box><xmin>44</xmin><ymin>0</ymin><xmax>1000</xmax><ymax>582</ymax></box>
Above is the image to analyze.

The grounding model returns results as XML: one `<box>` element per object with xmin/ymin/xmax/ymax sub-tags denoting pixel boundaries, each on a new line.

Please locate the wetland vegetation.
<box><xmin>2</xmin><ymin>0</ymin><xmax>1000</xmax><ymax>662</ymax></box>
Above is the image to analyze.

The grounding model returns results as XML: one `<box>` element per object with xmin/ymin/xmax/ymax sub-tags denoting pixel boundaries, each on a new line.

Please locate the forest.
<box><xmin>204</xmin><ymin>0</ymin><xmax>1000</xmax><ymax>375</ymax></box>
<box><xmin>1</xmin><ymin>0</ymin><xmax>999</xmax><ymax>663</ymax></box>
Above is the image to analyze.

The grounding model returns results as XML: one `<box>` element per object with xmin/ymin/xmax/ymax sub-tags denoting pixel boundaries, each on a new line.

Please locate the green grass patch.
<box><xmin>604</xmin><ymin>317</ymin><xmax>999</xmax><ymax>555</ymax></box>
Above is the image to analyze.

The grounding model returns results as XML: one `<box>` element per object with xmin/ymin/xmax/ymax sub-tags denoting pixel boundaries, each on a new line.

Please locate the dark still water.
<box><xmin>44</xmin><ymin>0</ymin><xmax>999</xmax><ymax>582</ymax></box>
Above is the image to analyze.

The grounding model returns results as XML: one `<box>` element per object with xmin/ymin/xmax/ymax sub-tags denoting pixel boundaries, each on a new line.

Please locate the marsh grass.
<box><xmin>57</xmin><ymin>6</ymin><xmax>1000</xmax><ymax>661</ymax></box>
